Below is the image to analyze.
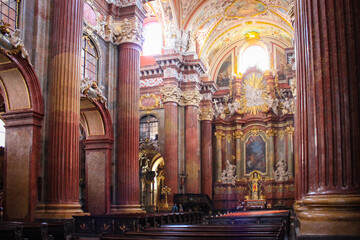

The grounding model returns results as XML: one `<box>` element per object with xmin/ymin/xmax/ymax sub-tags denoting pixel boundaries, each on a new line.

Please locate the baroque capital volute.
<box><xmin>199</xmin><ymin>106</ymin><xmax>214</xmax><ymax>121</ymax></box>
<box><xmin>160</xmin><ymin>86</ymin><xmax>182</xmax><ymax>104</ymax></box>
<box><xmin>182</xmin><ymin>89</ymin><xmax>202</xmax><ymax>107</ymax></box>
<box><xmin>214</xmin><ymin>131</ymin><xmax>225</xmax><ymax>139</ymax></box>
<box><xmin>113</xmin><ymin>17</ymin><xmax>144</xmax><ymax>46</ymax></box>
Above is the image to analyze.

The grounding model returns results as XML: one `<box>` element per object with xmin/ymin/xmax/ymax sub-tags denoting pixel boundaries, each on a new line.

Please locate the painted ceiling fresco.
<box><xmin>145</xmin><ymin>0</ymin><xmax>293</xmax><ymax>65</ymax></box>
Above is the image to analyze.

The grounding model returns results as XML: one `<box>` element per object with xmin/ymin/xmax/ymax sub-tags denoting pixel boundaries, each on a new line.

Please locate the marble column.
<box><xmin>161</xmin><ymin>85</ymin><xmax>181</xmax><ymax>205</ymax></box>
<box><xmin>36</xmin><ymin>0</ymin><xmax>84</xmax><ymax>219</ymax></box>
<box><xmin>266</xmin><ymin>129</ymin><xmax>276</xmax><ymax>179</ymax></box>
<box><xmin>214</xmin><ymin>131</ymin><xmax>225</xmax><ymax>182</ymax></box>
<box><xmin>295</xmin><ymin>0</ymin><xmax>360</xmax><ymax>236</ymax></box>
<box><xmin>285</xmin><ymin>126</ymin><xmax>294</xmax><ymax>178</ymax></box>
<box><xmin>112</xmin><ymin>15</ymin><xmax>144</xmax><ymax>213</ymax></box>
<box><xmin>200</xmin><ymin>107</ymin><xmax>214</xmax><ymax>198</ymax></box>
<box><xmin>233</xmin><ymin>130</ymin><xmax>243</xmax><ymax>180</ymax></box>
<box><xmin>183</xmin><ymin>90</ymin><xmax>202</xmax><ymax>193</ymax></box>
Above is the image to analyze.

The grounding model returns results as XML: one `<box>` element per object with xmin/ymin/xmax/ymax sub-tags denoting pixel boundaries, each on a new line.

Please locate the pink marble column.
<box><xmin>200</xmin><ymin>119</ymin><xmax>213</xmax><ymax>198</ymax></box>
<box><xmin>113</xmin><ymin>42</ymin><xmax>142</xmax><ymax>213</ymax></box>
<box><xmin>163</xmin><ymin>101</ymin><xmax>178</xmax><ymax>203</ymax></box>
<box><xmin>183</xmin><ymin>90</ymin><xmax>201</xmax><ymax>193</ymax></box>
<box><xmin>294</xmin><ymin>0</ymin><xmax>360</xmax><ymax>236</ymax></box>
<box><xmin>36</xmin><ymin>0</ymin><xmax>84</xmax><ymax>219</ymax></box>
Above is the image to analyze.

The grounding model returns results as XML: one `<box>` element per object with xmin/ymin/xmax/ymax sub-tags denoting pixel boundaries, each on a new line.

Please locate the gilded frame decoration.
<box><xmin>243</xmin><ymin>129</ymin><xmax>268</xmax><ymax>176</ymax></box>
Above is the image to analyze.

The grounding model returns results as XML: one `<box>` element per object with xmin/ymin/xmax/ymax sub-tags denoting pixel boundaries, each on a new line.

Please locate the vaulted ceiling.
<box><xmin>144</xmin><ymin>0</ymin><xmax>294</xmax><ymax>66</ymax></box>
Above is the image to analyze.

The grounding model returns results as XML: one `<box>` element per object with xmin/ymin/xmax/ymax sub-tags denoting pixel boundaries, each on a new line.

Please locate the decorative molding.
<box><xmin>225</xmin><ymin>134</ymin><xmax>232</xmax><ymax>143</ymax></box>
<box><xmin>80</xmin><ymin>77</ymin><xmax>107</xmax><ymax>103</ymax></box>
<box><xmin>182</xmin><ymin>89</ymin><xmax>202</xmax><ymax>107</ymax></box>
<box><xmin>160</xmin><ymin>86</ymin><xmax>182</xmax><ymax>104</ymax></box>
<box><xmin>214</xmin><ymin>131</ymin><xmax>225</xmax><ymax>139</ymax></box>
<box><xmin>233</xmin><ymin>130</ymin><xmax>244</xmax><ymax>139</ymax></box>
<box><xmin>199</xmin><ymin>106</ymin><xmax>214</xmax><ymax>121</ymax></box>
<box><xmin>266</xmin><ymin>129</ymin><xmax>277</xmax><ymax>137</ymax></box>
<box><xmin>0</xmin><ymin>22</ymin><xmax>31</xmax><ymax>64</ymax></box>
<box><xmin>163</xmin><ymin>67</ymin><xmax>179</xmax><ymax>79</ymax></box>
<box><xmin>285</xmin><ymin>126</ymin><xmax>294</xmax><ymax>135</ymax></box>
<box><xmin>139</xmin><ymin>94</ymin><xmax>162</xmax><ymax>113</ymax></box>
<box><xmin>140</xmin><ymin>77</ymin><xmax>163</xmax><ymax>88</ymax></box>
<box><xmin>113</xmin><ymin>17</ymin><xmax>144</xmax><ymax>46</ymax></box>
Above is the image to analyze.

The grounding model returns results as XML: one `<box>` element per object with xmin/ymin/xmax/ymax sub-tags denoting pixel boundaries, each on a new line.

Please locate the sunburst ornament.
<box><xmin>239</xmin><ymin>73</ymin><xmax>269</xmax><ymax>115</ymax></box>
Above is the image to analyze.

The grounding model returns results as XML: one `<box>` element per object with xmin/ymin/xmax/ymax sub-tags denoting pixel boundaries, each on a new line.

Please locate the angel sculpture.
<box><xmin>9</xmin><ymin>29</ymin><xmax>30</xmax><ymax>64</ymax></box>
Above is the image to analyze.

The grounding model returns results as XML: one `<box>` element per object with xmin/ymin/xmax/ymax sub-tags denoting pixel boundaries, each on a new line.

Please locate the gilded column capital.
<box><xmin>266</xmin><ymin>128</ymin><xmax>277</xmax><ymax>137</ymax></box>
<box><xmin>214</xmin><ymin>131</ymin><xmax>225</xmax><ymax>139</ymax></box>
<box><xmin>233</xmin><ymin>130</ymin><xmax>244</xmax><ymax>139</ymax></box>
<box><xmin>285</xmin><ymin>126</ymin><xmax>294</xmax><ymax>135</ymax></box>
<box><xmin>182</xmin><ymin>89</ymin><xmax>202</xmax><ymax>107</ymax></box>
<box><xmin>160</xmin><ymin>86</ymin><xmax>182</xmax><ymax>104</ymax></box>
<box><xmin>113</xmin><ymin>16</ymin><xmax>144</xmax><ymax>46</ymax></box>
<box><xmin>199</xmin><ymin>106</ymin><xmax>214</xmax><ymax>121</ymax></box>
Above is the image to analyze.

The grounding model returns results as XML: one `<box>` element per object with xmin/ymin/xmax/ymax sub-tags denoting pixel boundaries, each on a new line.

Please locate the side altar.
<box><xmin>211</xmin><ymin>66</ymin><xmax>296</xmax><ymax>211</ymax></box>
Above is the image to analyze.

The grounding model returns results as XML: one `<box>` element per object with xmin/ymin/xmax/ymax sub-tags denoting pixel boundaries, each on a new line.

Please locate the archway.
<box><xmin>0</xmin><ymin>52</ymin><xmax>44</xmax><ymax>221</ymax></box>
<box><xmin>80</xmin><ymin>97</ymin><xmax>113</xmax><ymax>215</ymax></box>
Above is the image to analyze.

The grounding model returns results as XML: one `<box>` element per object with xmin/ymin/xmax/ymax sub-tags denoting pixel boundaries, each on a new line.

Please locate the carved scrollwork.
<box><xmin>160</xmin><ymin>86</ymin><xmax>182</xmax><ymax>104</ymax></box>
<box><xmin>113</xmin><ymin>17</ymin><xmax>144</xmax><ymax>46</ymax></box>
<box><xmin>182</xmin><ymin>89</ymin><xmax>202</xmax><ymax>107</ymax></box>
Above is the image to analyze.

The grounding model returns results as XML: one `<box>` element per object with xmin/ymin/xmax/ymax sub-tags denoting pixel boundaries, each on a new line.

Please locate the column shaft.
<box><xmin>163</xmin><ymin>101</ymin><xmax>178</xmax><ymax>203</ymax></box>
<box><xmin>201</xmin><ymin>120</ymin><xmax>212</xmax><ymax>198</ymax></box>
<box><xmin>37</xmin><ymin>0</ymin><xmax>84</xmax><ymax>219</ymax></box>
<box><xmin>114</xmin><ymin>43</ymin><xmax>142</xmax><ymax>212</ymax></box>
<box><xmin>295</xmin><ymin>0</ymin><xmax>360</xmax><ymax>235</ymax></box>
<box><xmin>185</xmin><ymin>105</ymin><xmax>200</xmax><ymax>193</ymax></box>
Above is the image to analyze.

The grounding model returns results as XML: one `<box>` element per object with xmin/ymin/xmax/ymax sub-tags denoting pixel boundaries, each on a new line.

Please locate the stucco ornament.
<box><xmin>7</xmin><ymin>28</ymin><xmax>31</xmax><ymax>64</ymax></box>
<box><xmin>221</xmin><ymin>160</ymin><xmax>237</xmax><ymax>186</ymax></box>
<box><xmin>160</xmin><ymin>86</ymin><xmax>182</xmax><ymax>104</ymax></box>
<box><xmin>80</xmin><ymin>77</ymin><xmax>107</xmax><ymax>103</ymax></box>
<box><xmin>182</xmin><ymin>89</ymin><xmax>202</xmax><ymax>106</ymax></box>
<box><xmin>274</xmin><ymin>159</ymin><xmax>291</xmax><ymax>182</ymax></box>
<box><xmin>114</xmin><ymin>17</ymin><xmax>144</xmax><ymax>46</ymax></box>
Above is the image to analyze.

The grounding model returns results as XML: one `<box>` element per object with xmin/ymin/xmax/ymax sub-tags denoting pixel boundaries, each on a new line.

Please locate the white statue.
<box><xmin>244</xmin><ymin>84</ymin><xmax>265</xmax><ymax>107</ymax></box>
<box><xmin>267</xmin><ymin>96</ymin><xmax>279</xmax><ymax>115</ymax></box>
<box><xmin>274</xmin><ymin>159</ymin><xmax>291</xmax><ymax>182</ymax></box>
<box><xmin>9</xmin><ymin>29</ymin><xmax>30</xmax><ymax>64</ymax></box>
<box><xmin>80</xmin><ymin>77</ymin><xmax>107</xmax><ymax>103</ymax></box>
<box><xmin>220</xmin><ymin>160</ymin><xmax>237</xmax><ymax>186</ymax></box>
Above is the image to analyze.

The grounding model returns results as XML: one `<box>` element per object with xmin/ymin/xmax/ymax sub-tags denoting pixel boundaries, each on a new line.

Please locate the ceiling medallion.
<box><xmin>225</xmin><ymin>0</ymin><xmax>267</xmax><ymax>19</ymax></box>
<box><xmin>239</xmin><ymin>73</ymin><xmax>269</xmax><ymax>115</ymax></box>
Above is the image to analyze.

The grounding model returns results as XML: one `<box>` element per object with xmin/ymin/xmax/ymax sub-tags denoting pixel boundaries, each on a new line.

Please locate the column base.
<box><xmin>110</xmin><ymin>204</ymin><xmax>144</xmax><ymax>214</ymax></box>
<box><xmin>35</xmin><ymin>203</ymin><xmax>88</xmax><ymax>220</ymax></box>
<box><xmin>297</xmin><ymin>194</ymin><xmax>360</xmax><ymax>236</ymax></box>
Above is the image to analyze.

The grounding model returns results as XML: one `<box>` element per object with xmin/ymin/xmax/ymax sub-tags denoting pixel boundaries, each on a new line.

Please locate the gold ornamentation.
<box><xmin>160</xmin><ymin>86</ymin><xmax>182</xmax><ymax>104</ymax></box>
<box><xmin>250</xmin><ymin>127</ymin><xmax>261</xmax><ymax>136</ymax></box>
<box><xmin>199</xmin><ymin>106</ymin><xmax>214</xmax><ymax>121</ymax></box>
<box><xmin>266</xmin><ymin>128</ymin><xmax>277</xmax><ymax>137</ymax></box>
<box><xmin>214</xmin><ymin>131</ymin><xmax>225</xmax><ymax>139</ymax></box>
<box><xmin>140</xmin><ymin>94</ymin><xmax>162</xmax><ymax>113</ymax></box>
<box><xmin>277</xmin><ymin>130</ymin><xmax>286</xmax><ymax>139</ymax></box>
<box><xmin>161</xmin><ymin>186</ymin><xmax>171</xmax><ymax>209</ymax></box>
<box><xmin>182</xmin><ymin>89</ymin><xmax>202</xmax><ymax>107</ymax></box>
<box><xmin>285</xmin><ymin>126</ymin><xmax>294</xmax><ymax>135</ymax></box>
<box><xmin>226</xmin><ymin>134</ymin><xmax>232</xmax><ymax>143</ymax></box>
<box><xmin>245</xmin><ymin>31</ymin><xmax>260</xmax><ymax>42</ymax></box>
<box><xmin>233</xmin><ymin>130</ymin><xmax>244</xmax><ymax>139</ymax></box>
<box><xmin>239</xmin><ymin>73</ymin><xmax>269</xmax><ymax>115</ymax></box>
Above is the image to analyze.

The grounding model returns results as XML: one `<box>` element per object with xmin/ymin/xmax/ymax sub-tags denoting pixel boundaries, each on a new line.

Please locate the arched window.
<box><xmin>140</xmin><ymin>115</ymin><xmax>158</xmax><ymax>141</ymax></box>
<box><xmin>81</xmin><ymin>35</ymin><xmax>99</xmax><ymax>81</ymax></box>
<box><xmin>0</xmin><ymin>0</ymin><xmax>21</xmax><ymax>31</ymax></box>
<box><xmin>142</xmin><ymin>22</ymin><xmax>162</xmax><ymax>56</ymax></box>
<box><xmin>240</xmin><ymin>45</ymin><xmax>269</xmax><ymax>73</ymax></box>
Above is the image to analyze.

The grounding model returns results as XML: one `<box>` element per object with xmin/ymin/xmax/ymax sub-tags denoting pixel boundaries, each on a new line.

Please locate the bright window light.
<box><xmin>142</xmin><ymin>22</ymin><xmax>162</xmax><ymax>56</ymax></box>
<box><xmin>240</xmin><ymin>45</ymin><xmax>269</xmax><ymax>73</ymax></box>
<box><xmin>0</xmin><ymin>119</ymin><xmax>5</xmax><ymax>147</ymax></box>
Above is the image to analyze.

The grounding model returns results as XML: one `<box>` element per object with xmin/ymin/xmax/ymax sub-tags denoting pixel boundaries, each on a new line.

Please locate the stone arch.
<box><xmin>80</xmin><ymin>97</ymin><xmax>113</xmax><ymax>215</ymax></box>
<box><xmin>0</xmin><ymin>52</ymin><xmax>44</xmax><ymax>221</ymax></box>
